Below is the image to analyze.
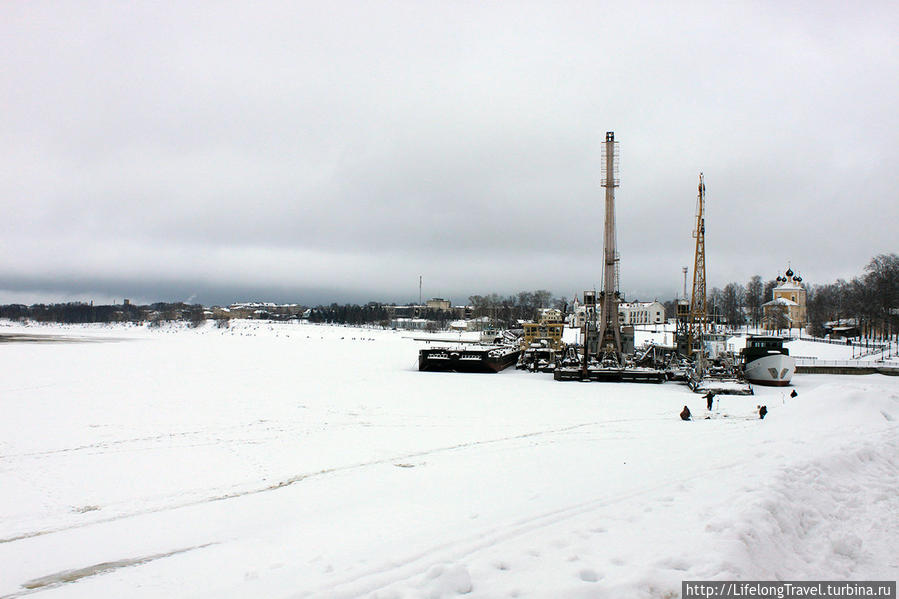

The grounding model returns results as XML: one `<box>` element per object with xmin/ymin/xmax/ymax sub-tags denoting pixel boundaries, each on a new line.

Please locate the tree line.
<box><xmin>805</xmin><ymin>253</ymin><xmax>898</xmax><ymax>340</ymax></box>
<box><xmin>467</xmin><ymin>290</ymin><xmax>568</xmax><ymax>324</ymax></box>
<box><xmin>0</xmin><ymin>302</ymin><xmax>207</xmax><ymax>325</ymax></box>
<box><xmin>662</xmin><ymin>253</ymin><xmax>898</xmax><ymax>341</ymax></box>
<box><xmin>306</xmin><ymin>303</ymin><xmax>391</xmax><ymax>326</ymax></box>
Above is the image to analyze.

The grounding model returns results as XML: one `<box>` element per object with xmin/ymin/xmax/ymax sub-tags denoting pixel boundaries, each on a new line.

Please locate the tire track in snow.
<box><xmin>2</xmin><ymin>417</ymin><xmax>300</xmax><ymax>460</ymax></box>
<box><xmin>0</xmin><ymin>421</ymin><xmax>606</xmax><ymax>545</ymax></box>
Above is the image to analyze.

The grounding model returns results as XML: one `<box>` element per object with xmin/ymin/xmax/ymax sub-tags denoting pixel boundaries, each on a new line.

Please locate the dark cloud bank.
<box><xmin>2</xmin><ymin>2</ymin><xmax>897</xmax><ymax>306</ymax></box>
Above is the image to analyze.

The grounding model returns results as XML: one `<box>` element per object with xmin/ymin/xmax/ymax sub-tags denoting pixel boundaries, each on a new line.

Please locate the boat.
<box><xmin>740</xmin><ymin>335</ymin><xmax>796</xmax><ymax>386</ymax></box>
<box><xmin>418</xmin><ymin>344</ymin><xmax>521</xmax><ymax>373</ymax></box>
<box><xmin>553</xmin><ymin>348</ymin><xmax>665</xmax><ymax>383</ymax></box>
<box><xmin>516</xmin><ymin>343</ymin><xmax>559</xmax><ymax>372</ymax></box>
<box><xmin>685</xmin><ymin>352</ymin><xmax>753</xmax><ymax>395</ymax></box>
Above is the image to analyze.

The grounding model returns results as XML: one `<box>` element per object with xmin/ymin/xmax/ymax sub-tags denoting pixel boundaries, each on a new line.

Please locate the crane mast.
<box><xmin>596</xmin><ymin>131</ymin><xmax>623</xmax><ymax>365</ymax></box>
<box><xmin>688</xmin><ymin>173</ymin><xmax>707</xmax><ymax>357</ymax></box>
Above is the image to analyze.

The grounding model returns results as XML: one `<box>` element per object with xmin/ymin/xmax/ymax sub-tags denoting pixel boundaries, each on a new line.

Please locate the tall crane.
<box><xmin>596</xmin><ymin>131</ymin><xmax>623</xmax><ymax>366</ymax></box>
<box><xmin>687</xmin><ymin>173</ymin><xmax>707</xmax><ymax>357</ymax></box>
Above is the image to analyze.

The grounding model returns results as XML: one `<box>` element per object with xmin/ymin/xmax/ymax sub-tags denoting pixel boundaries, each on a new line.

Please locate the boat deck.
<box><xmin>554</xmin><ymin>366</ymin><xmax>665</xmax><ymax>383</ymax></box>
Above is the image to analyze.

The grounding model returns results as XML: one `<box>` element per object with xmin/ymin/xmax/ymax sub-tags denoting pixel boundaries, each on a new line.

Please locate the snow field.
<box><xmin>0</xmin><ymin>320</ymin><xmax>896</xmax><ymax>598</ymax></box>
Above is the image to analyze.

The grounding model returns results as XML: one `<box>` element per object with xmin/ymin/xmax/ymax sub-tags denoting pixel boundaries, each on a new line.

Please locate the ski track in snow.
<box><xmin>0</xmin><ymin>422</ymin><xmax>602</xmax><ymax>545</ymax></box>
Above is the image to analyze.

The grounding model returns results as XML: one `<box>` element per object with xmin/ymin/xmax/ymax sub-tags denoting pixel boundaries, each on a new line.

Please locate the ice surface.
<box><xmin>0</xmin><ymin>320</ymin><xmax>896</xmax><ymax>598</ymax></box>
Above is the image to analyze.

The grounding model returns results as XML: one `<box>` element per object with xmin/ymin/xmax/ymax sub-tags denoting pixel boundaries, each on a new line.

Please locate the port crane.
<box><xmin>687</xmin><ymin>173</ymin><xmax>707</xmax><ymax>357</ymax></box>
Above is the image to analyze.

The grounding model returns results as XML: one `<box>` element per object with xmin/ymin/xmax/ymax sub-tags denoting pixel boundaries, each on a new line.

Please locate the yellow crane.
<box><xmin>687</xmin><ymin>173</ymin><xmax>707</xmax><ymax>357</ymax></box>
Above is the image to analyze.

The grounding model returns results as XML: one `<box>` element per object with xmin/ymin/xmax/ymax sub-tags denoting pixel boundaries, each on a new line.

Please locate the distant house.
<box><xmin>226</xmin><ymin>302</ymin><xmax>305</xmax><ymax>320</ymax></box>
<box><xmin>569</xmin><ymin>296</ymin><xmax>664</xmax><ymax>327</ymax></box>
<box><xmin>390</xmin><ymin>317</ymin><xmax>430</xmax><ymax>331</ymax></box>
<box><xmin>537</xmin><ymin>308</ymin><xmax>563</xmax><ymax>323</ymax></box>
<box><xmin>618</xmin><ymin>301</ymin><xmax>665</xmax><ymax>326</ymax></box>
<box><xmin>426</xmin><ymin>298</ymin><xmax>451</xmax><ymax>311</ymax></box>
<box><xmin>823</xmin><ymin>318</ymin><xmax>859</xmax><ymax>339</ymax></box>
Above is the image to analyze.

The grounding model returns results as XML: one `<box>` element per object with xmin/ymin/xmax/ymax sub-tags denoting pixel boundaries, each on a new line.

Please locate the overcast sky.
<box><xmin>2</xmin><ymin>1</ymin><xmax>897</xmax><ymax>306</ymax></box>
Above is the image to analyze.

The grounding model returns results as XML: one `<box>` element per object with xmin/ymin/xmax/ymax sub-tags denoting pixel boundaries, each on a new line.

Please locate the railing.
<box><xmin>795</xmin><ymin>358</ymin><xmax>875</xmax><ymax>368</ymax></box>
<box><xmin>796</xmin><ymin>336</ymin><xmax>854</xmax><ymax>346</ymax></box>
<box><xmin>798</xmin><ymin>335</ymin><xmax>888</xmax><ymax>352</ymax></box>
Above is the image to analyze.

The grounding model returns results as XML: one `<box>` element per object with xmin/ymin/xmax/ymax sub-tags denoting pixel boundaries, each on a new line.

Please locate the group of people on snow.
<box><xmin>679</xmin><ymin>389</ymin><xmax>796</xmax><ymax>421</ymax></box>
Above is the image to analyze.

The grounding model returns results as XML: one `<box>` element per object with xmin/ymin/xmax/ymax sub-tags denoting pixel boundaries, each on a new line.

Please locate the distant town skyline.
<box><xmin>2</xmin><ymin>2</ymin><xmax>897</xmax><ymax>307</ymax></box>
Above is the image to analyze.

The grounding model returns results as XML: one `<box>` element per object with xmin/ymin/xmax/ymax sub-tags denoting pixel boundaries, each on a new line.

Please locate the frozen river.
<box><xmin>1</xmin><ymin>320</ymin><xmax>896</xmax><ymax>598</ymax></box>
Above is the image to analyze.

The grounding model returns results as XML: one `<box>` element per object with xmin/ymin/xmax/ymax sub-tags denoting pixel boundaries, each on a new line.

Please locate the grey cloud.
<box><xmin>2</xmin><ymin>1</ymin><xmax>896</xmax><ymax>305</ymax></box>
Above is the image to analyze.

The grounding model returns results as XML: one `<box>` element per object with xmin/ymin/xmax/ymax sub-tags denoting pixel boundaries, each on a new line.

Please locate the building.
<box><xmin>223</xmin><ymin>302</ymin><xmax>305</xmax><ymax>320</ymax></box>
<box><xmin>538</xmin><ymin>308</ymin><xmax>563</xmax><ymax>323</ymax></box>
<box><xmin>386</xmin><ymin>302</ymin><xmax>470</xmax><ymax>320</ymax></box>
<box><xmin>618</xmin><ymin>301</ymin><xmax>665</xmax><ymax>326</ymax></box>
<box><xmin>521</xmin><ymin>321</ymin><xmax>565</xmax><ymax>350</ymax></box>
<box><xmin>763</xmin><ymin>267</ymin><xmax>808</xmax><ymax>330</ymax></box>
<box><xmin>822</xmin><ymin>318</ymin><xmax>858</xmax><ymax>339</ymax></box>
<box><xmin>569</xmin><ymin>296</ymin><xmax>664</xmax><ymax>327</ymax></box>
<box><xmin>426</xmin><ymin>298</ymin><xmax>451</xmax><ymax>311</ymax></box>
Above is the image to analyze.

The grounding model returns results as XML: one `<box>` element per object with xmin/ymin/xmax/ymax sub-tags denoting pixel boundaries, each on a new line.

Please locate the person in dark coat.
<box><xmin>758</xmin><ymin>405</ymin><xmax>768</xmax><ymax>419</ymax></box>
<box><xmin>704</xmin><ymin>391</ymin><xmax>715</xmax><ymax>411</ymax></box>
<box><xmin>680</xmin><ymin>405</ymin><xmax>692</xmax><ymax>421</ymax></box>
<box><xmin>790</xmin><ymin>390</ymin><xmax>798</xmax><ymax>398</ymax></box>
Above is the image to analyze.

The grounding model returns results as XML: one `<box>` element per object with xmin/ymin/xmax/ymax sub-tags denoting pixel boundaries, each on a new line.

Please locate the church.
<box><xmin>763</xmin><ymin>266</ymin><xmax>808</xmax><ymax>331</ymax></box>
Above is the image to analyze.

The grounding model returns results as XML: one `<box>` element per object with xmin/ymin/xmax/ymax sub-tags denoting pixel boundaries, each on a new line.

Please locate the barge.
<box><xmin>418</xmin><ymin>345</ymin><xmax>521</xmax><ymax>373</ymax></box>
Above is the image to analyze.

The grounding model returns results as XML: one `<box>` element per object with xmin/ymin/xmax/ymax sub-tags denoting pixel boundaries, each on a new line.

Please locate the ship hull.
<box><xmin>743</xmin><ymin>353</ymin><xmax>796</xmax><ymax>386</ymax></box>
<box><xmin>419</xmin><ymin>346</ymin><xmax>521</xmax><ymax>373</ymax></box>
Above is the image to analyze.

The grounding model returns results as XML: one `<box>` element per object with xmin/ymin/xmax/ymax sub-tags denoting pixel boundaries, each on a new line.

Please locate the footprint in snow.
<box><xmin>578</xmin><ymin>568</ymin><xmax>601</xmax><ymax>582</ymax></box>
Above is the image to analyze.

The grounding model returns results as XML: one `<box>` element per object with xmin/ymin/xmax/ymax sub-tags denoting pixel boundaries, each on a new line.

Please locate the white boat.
<box><xmin>740</xmin><ymin>336</ymin><xmax>795</xmax><ymax>386</ymax></box>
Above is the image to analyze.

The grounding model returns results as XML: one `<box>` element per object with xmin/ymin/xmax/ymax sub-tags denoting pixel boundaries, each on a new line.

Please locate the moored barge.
<box><xmin>419</xmin><ymin>345</ymin><xmax>521</xmax><ymax>373</ymax></box>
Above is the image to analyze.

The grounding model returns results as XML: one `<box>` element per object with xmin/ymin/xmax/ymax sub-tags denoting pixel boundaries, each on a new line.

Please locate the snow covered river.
<box><xmin>1</xmin><ymin>320</ymin><xmax>896</xmax><ymax>598</ymax></box>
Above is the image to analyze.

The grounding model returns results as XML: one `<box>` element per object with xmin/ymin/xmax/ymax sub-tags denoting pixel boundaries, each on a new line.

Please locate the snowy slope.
<box><xmin>0</xmin><ymin>320</ymin><xmax>896</xmax><ymax>598</ymax></box>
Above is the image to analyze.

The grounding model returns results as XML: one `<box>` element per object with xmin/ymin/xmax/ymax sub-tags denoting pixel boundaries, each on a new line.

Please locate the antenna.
<box><xmin>419</xmin><ymin>276</ymin><xmax>422</xmax><ymax>306</ymax></box>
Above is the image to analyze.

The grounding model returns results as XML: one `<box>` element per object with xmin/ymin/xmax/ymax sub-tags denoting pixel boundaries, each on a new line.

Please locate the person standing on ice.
<box><xmin>680</xmin><ymin>406</ymin><xmax>692</xmax><ymax>421</ymax></box>
<box><xmin>704</xmin><ymin>391</ymin><xmax>715</xmax><ymax>411</ymax></box>
<box><xmin>758</xmin><ymin>405</ymin><xmax>767</xmax><ymax>419</ymax></box>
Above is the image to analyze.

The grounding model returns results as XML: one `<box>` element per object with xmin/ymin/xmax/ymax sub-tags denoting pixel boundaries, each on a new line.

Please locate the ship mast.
<box><xmin>688</xmin><ymin>173</ymin><xmax>707</xmax><ymax>356</ymax></box>
<box><xmin>596</xmin><ymin>131</ymin><xmax>623</xmax><ymax>365</ymax></box>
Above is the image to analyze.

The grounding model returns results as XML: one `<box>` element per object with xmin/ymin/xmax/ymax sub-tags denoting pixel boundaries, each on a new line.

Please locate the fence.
<box><xmin>798</xmin><ymin>336</ymin><xmax>855</xmax><ymax>346</ymax></box>
<box><xmin>795</xmin><ymin>358</ymin><xmax>878</xmax><ymax>367</ymax></box>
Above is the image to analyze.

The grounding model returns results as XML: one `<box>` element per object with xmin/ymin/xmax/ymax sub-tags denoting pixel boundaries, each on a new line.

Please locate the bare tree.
<box><xmin>722</xmin><ymin>282</ymin><xmax>746</xmax><ymax>327</ymax></box>
<box><xmin>745</xmin><ymin>275</ymin><xmax>763</xmax><ymax>328</ymax></box>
